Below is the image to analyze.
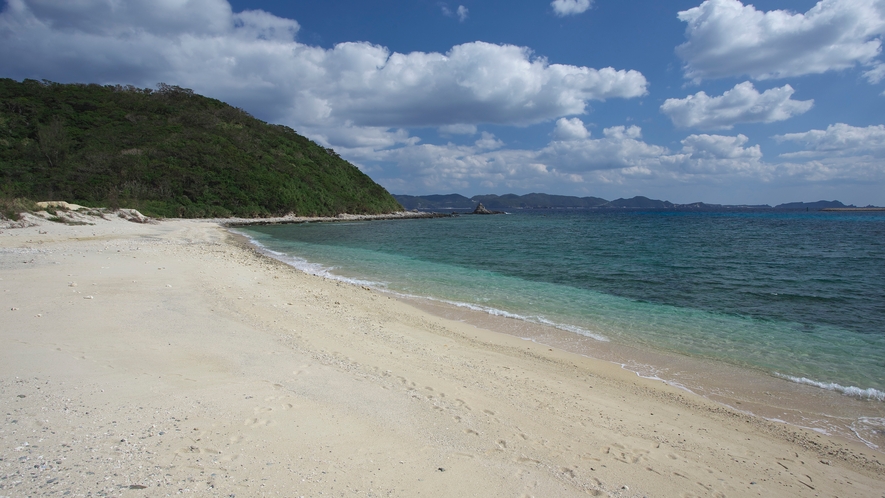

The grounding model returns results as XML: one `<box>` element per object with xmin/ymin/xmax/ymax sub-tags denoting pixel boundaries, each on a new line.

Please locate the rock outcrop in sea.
<box><xmin>472</xmin><ymin>203</ymin><xmax>503</xmax><ymax>215</ymax></box>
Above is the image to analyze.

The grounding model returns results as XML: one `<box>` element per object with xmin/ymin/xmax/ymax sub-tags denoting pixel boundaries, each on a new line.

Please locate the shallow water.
<box><xmin>238</xmin><ymin>209</ymin><xmax>885</xmax><ymax>448</ymax></box>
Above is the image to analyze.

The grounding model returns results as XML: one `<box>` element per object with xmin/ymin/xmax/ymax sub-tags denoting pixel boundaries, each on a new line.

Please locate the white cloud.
<box><xmin>551</xmin><ymin>0</ymin><xmax>593</xmax><ymax>17</ymax></box>
<box><xmin>864</xmin><ymin>62</ymin><xmax>885</xmax><ymax>83</ymax></box>
<box><xmin>775</xmin><ymin>123</ymin><xmax>885</xmax><ymax>157</ymax></box>
<box><xmin>12</xmin><ymin>0</ymin><xmax>240</xmax><ymax>36</ymax></box>
<box><xmin>772</xmin><ymin>123</ymin><xmax>885</xmax><ymax>182</ymax></box>
<box><xmin>457</xmin><ymin>5</ymin><xmax>469</xmax><ymax>22</ymax></box>
<box><xmin>552</xmin><ymin>117</ymin><xmax>590</xmax><ymax>140</ymax></box>
<box><xmin>370</xmin><ymin>117</ymin><xmax>885</xmax><ymax>195</ymax></box>
<box><xmin>474</xmin><ymin>132</ymin><xmax>504</xmax><ymax>150</ymax></box>
<box><xmin>369</xmin><ymin>119</ymin><xmax>674</xmax><ymax>193</ymax></box>
<box><xmin>660</xmin><ymin>82</ymin><xmax>814</xmax><ymax>129</ymax></box>
<box><xmin>0</xmin><ymin>0</ymin><xmax>648</xmax><ymax>150</ymax></box>
<box><xmin>541</xmin><ymin>123</ymin><xmax>674</xmax><ymax>174</ymax></box>
<box><xmin>375</xmin><ymin>123</ymin><xmax>771</xmax><ymax>193</ymax></box>
<box><xmin>676</xmin><ymin>0</ymin><xmax>885</xmax><ymax>81</ymax></box>
<box><xmin>440</xmin><ymin>3</ymin><xmax>468</xmax><ymax>22</ymax></box>
<box><xmin>678</xmin><ymin>133</ymin><xmax>765</xmax><ymax>175</ymax></box>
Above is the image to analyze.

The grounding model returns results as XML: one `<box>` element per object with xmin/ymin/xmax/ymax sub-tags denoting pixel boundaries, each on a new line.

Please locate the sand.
<box><xmin>1</xmin><ymin>211</ymin><xmax>883</xmax><ymax>497</ymax></box>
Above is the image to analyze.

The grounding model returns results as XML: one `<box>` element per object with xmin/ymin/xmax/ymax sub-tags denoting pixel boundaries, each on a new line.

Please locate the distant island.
<box><xmin>0</xmin><ymin>79</ymin><xmax>402</xmax><ymax>218</ymax></box>
<box><xmin>394</xmin><ymin>193</ymin><xmax>881</xmax><ymax>212</ymax></box>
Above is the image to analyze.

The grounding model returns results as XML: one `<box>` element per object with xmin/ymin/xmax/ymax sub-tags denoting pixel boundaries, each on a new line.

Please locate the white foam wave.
<box><xmin>233</xmin><ymin>230</ymin><xmax>609</xmax><ymax>342</ymax></box>
<box><xmin>775</xmin><ymin>373</ymin><xmax>885</xmax><ymax>402</ymax></box>
<box><xmin>232</xmin><ymin>230</ymin><xmax>384</xmax><ymax>288</ymax></box>
<box><xmin>535</xmin><ymin>317</ymin><xmax>609</xmax><ymax>342</ymax></box>
<box><xmin>427</xmin><ymin>297</ymin><xmax>609</xmax><ymax>342</ymax></box>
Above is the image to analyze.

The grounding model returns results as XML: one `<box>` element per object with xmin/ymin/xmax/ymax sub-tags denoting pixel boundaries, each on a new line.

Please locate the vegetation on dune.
<box><xmin>0</xmin><ymin>79</ymin><xmax>402</xmax><ymax>218</ymax></box>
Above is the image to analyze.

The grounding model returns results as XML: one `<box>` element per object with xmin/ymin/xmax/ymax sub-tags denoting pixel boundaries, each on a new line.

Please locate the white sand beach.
<box><xmin>1</xmin><ymin>211</ymin><xmax>883</xmax><ymax>497</ymax></box>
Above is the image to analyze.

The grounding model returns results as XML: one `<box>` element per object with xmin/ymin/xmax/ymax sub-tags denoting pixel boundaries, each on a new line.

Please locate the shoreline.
<box><xmin>2</xmin><ymin>213</ymin><xmax>884</xmax><ymax>496</ymax></box>
<box><xmin>236</xmin><ymin>221</ymin><xmax>885</xmax><ymax>454</ymax></box>
<box><xmin>220</xmin><ymin>210</ymin><xmax>452</xmax><ymax>227</ymax></box>
<box><xmin>223</xmin><ymin>215</ymin><xmax>885</xmax><ymax>461</ymax></box>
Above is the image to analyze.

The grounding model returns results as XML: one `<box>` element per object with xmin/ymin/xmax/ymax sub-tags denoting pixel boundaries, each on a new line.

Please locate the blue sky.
<box><xmin>2</xmin><ymin>0</ymin><xmax>884</xmax><ymax>205</ymax></box>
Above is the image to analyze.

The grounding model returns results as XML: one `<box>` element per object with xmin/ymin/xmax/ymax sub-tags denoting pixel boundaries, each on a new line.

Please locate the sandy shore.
<box><xmin>1</xmin><ymin>212</ymin><xmax>883</xmax><ymax>497</ymax></box>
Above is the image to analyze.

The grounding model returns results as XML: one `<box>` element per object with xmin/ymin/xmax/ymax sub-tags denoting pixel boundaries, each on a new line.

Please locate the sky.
<box><xmin>2</xmin><ymin>0</ymin><xmax>884</xmax><ymax>205</ymax></box>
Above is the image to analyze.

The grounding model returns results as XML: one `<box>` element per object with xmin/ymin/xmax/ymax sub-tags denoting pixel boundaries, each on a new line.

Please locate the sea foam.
<box><xmin>776</xmin><ymin>373</ymin><xmax>885</xmax><ymax>402</ymax></box>
<box><xmin>235</xmin><ymin>229</ymin><xmax>610</xmax><ymax>343</ymax></box>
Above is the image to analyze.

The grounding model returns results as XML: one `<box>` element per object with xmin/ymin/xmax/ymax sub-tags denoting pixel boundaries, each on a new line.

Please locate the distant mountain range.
<box><xmin>393</xmin><ymin>193</ymin><xmax>864</xmax><ymax>211</ymax></box>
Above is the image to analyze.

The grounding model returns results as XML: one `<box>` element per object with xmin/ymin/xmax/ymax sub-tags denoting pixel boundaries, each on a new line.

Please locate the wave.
<box><xmin>232</xmin><ymin>230</ymin><xmax>383</xmax><ymax>288</ymax></box>
<box><xmin>425</xmin><ymin>297</ymin><xmax>610</xmax><ymax>343</ymax></box>
<box><xmin>775</xmin><ymin>373</ymin><xmax>885</xmax><ymax>402</ymax></box>
<box><xmin>233</xmin><ymin>229</ymin><xmax>610</xmax><ymax>343</ymax></box>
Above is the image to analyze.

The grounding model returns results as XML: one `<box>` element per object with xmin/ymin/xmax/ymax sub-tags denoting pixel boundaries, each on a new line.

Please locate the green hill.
<box><xmin>0</xmin><ymin>79</ymin><xmax>402</xmax><ymax>218</ymax></box>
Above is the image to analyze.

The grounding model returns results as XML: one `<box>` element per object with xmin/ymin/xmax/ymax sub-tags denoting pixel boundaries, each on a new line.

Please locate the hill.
<box><xmin>775</xmin><ymin>200</ymin><xmax>852</xmax><ymax>210</ymax></box>
<box><xmin>605</xmin><ymin>196</ymin><xmax>674</xmax><ymax>209</ymax></box>
<box><xmin>0</xmin><ymin>79</ymin><xmax>402</xmax><ymax>218</ymax></box>
<box><xmin>394</xmin><ymin>193</ymin><xmax>867</xmax><ymax>211</ymax></box>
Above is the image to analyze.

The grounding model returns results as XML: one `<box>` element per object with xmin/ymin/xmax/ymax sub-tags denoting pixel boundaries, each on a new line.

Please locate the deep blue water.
<box><xmin>240</xmin><ymin>210</ymin><xmax>885</xmax><ymax>400</ymax></box>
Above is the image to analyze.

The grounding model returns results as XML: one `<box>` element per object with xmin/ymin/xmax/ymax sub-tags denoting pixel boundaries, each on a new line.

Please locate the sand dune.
<box><xmin>1</xmin><ymin>212</ymin><xmax>882</xmax><ymax>497</ymax></box>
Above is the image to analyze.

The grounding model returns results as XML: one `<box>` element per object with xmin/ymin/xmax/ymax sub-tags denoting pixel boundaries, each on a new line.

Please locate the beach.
<box><xmin>1</xmin><ymin>212</ymin><xmax>883</xmax><ymax>497</ymax></box>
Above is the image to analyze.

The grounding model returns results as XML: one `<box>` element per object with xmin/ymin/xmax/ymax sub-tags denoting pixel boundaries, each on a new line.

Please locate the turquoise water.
<box><xmin>239</xmin><ymin>210</ymin><xmax>885</xmax><ymax>402</ymax></box>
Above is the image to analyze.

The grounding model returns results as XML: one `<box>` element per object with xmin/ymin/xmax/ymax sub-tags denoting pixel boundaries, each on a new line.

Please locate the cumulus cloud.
<box><xmin>375</xmin><ymin>122</ymin><xmax>774</xmax><ymax>193</ymax></box>
<box><xmin>541</xmin><ymin>123</ymin><xmax>670</xmax><ymax>173</ymax></box>
<box><xmin>13</xmin><ymin>0</ymin><xmax>241</xmax><ymax>36</ymax></box>
<box><xmin>372</xmin><ymin>117</ymin><xmax>885</xmax><ymax>194</ymax></box>
<box><xmin>317</xmin><ymin>42</ymin><xmax>647</xmax><ymax>128</ymax></box>
<box><xmin>775</xmin><ymin>123</ymin><xmax>885</xmax><ymax>157</ymax></box>
<box><xmin>678</xmin><ymin>133</ymin><xmax>764</xmax><ymax>174</ymax></box>
<box><xmin>676</xmin><ymin>0</ymin><xmax>885</xmax><ymax>81</ymax></box>
<box><xmin>0</xmin><ymin>0</ymin><xmax>648</xmax><ymax>152</ymax></box>
<box><xmin>552</xmin><ymin>117</ymin><xmax>590</xmax><ymax>140</ymax></box>
<box><xmin>661</xmin><ymin>82</ymin><xmax>814</xmax><ymax>129</ymax></box>
<box><xmin>770</xmin><ymin>123</ymin><xmax>885</xmax><ymax>182</ymax></box>
<box><xmin>551</xmin><ymin>0</ymin><xmax>593</xmax><ymax>17</ymax></box>
<box><xmin>368</xmin><ymin>119</ymin><xmax>674</xmax><ymax>193</ymax></box>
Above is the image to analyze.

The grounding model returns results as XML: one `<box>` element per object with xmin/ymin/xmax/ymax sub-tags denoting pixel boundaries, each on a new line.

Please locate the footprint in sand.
<box><xmin>177</xmin><ymin>446</ymin><xmax>220</xmax><ymax>455</ymax></box>
<box><xmin>244</xmin><ymin>417</ymin><xmax>276</xmax><ymax>427</ymax></box>
<box><xmin>601</xmin><ymin>444</ymin><xmax>649</xmax><ymax>464</ymax></box>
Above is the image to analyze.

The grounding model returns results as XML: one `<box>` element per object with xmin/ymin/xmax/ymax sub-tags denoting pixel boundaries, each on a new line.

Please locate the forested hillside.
<box><xmin>0</xmin><ymin>79</ymin><xmax>402</xmax><ymax>217</ymax></box>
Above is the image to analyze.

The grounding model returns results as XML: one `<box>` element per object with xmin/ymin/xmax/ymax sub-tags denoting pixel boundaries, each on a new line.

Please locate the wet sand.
<box><xmin>404</xmin><ymin>298</ymin><xmax>885</xmax><ymax>453</ymax></box>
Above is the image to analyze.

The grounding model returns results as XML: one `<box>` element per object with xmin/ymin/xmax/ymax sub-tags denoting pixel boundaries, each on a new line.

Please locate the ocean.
<box><xmin>237</xmin><ymin>209</ymin><xmax>885</xmax><ymax>450</ymax></box>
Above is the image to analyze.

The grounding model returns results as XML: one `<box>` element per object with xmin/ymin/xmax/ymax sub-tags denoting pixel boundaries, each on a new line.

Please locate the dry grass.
<box><xmin>0</xmin><ymin>197</ymin><xmax>38</xmax><ymax>221</ymax></box>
